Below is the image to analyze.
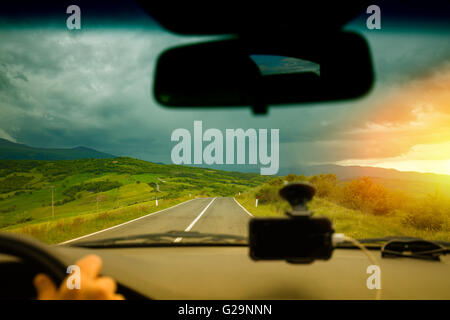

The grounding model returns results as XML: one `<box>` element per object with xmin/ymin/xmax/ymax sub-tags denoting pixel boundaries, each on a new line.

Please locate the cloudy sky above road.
<box><xmin>0</xmin><ymin>14</ymin><xmax>449</xmax><ymax>175</ymax></box>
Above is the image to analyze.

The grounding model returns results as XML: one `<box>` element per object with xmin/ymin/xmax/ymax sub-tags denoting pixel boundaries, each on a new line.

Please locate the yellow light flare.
<box><xmin>336</xmin><ymin>63</ymin><xmax>450</xmax><ymax>176</ymax></box>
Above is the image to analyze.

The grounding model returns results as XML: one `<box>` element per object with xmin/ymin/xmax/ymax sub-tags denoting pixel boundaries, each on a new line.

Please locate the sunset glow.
<box><xmin>336</xmin><ymin>63</ymin><xmax>450</xmax><ymax>176</ymax></box>
<box><xmin>337</xmin><ymin>159</ymin><xmax>450</xmax><ymax>175</ymax></box>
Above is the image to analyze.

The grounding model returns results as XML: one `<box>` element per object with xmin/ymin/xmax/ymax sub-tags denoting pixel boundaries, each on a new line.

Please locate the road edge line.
<box><xmin>58</xmin><ymin>198</ymin><xmax>197</xmax><ymax>245</ymax></box>
<box><xmin>233</xmin><ymin>197</ymin><xmax>254</xmax><ymax>217</ymax></box>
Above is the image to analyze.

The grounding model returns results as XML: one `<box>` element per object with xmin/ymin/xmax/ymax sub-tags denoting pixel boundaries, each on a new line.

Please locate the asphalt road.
<box><xmin>63</xmin><ymin>197</ymin><xmax>252</xmax><ymax>244</ymax></box>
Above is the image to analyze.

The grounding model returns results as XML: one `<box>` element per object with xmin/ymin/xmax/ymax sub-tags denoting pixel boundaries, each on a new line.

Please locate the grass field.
<box><xmin>235</xmin><ymin>175</ymin><xmax>450</xmax><ymax>242</ymax></box>
<box><xmin>0</xmin><ymin>157</ymin><xmax>269</xmax><ymax>243</ymax></box>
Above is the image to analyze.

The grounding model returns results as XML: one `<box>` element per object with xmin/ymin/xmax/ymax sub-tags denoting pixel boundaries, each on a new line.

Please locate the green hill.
<box><xmin>0</xmin><ymin>138</ymin><xmax>115</xmax><ymax>160</ymax></box>
<box><xmin>0</xmin><ymin>157</ymin><xmax>269</xmax><ymax>243</ymax></box>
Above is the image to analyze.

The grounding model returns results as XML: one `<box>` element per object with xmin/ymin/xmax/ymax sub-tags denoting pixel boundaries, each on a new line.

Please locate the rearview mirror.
<box><xmin>154</xmin><ymin>32</ymin><xmax>374</xmax><ymax>114</ymax></box>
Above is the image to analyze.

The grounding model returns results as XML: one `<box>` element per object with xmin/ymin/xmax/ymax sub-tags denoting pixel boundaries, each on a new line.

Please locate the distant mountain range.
<box><xmin>1</xmin><ymin>138</ymin><xmax>448</xmax><ymax>186</ymax></box>
<box><xmin>0</xmin><ymin>138</ymin><xmax>115</xmax><ymax>160</ymax></box>
<box><xmin>280</xmin><ymin>164</ymin><xmax>450</xmax><ymax>185</ymax></box>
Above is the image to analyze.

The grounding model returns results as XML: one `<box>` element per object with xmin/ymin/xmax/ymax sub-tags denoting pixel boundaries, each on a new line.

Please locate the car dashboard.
<box><xmin>1</xmin><ymin>246</ymin><xmax>449</xmax><ymax>300</ymax></box>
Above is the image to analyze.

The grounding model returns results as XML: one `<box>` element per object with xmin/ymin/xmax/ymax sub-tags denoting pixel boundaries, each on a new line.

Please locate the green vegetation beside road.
<box><xmin>7</xmin><ymin>196</ymin><xmax>190</xmax><ymax>244</ymax></box>
<box><xmin>0</xmin><ymin>157</ymin><xmax>269</xmax><ymax>243</ymax></box>
<box><xmin>236</xmin><ymin>174</ymin><xmax>450</xmax><ymax>242</ymax></box>
<box><xmin>2</xmin><ymin>156</ymin><xmax>449</xmax><ymax>244</ymax></box>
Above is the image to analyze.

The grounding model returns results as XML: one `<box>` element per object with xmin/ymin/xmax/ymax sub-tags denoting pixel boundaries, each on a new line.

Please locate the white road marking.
<box><xmin>233</xmin><ymin>197</ymin><xmax>254</xmax><ymax>217</ymax></box>
<box><xmin>59</xmin><ymin>198</ymin><xmax>197</xmax><ymax>245</ymax></box>
<box><xmin>174</xmin><ymin>197</ymin><xmax>217</xmax><ymax>243</ymax></box>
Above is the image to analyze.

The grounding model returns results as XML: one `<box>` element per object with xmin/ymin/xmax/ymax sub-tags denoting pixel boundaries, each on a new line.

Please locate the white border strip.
<box><xmin>174</xmin><ymin>197</ymin><xmax>217</xmax><ymax>243</ymax></box>
<box><xmin>59</xmin><ymin>198</ymin><xmax>197</xmax><ymax>245</ymax></box>
<box><xmin>233</xmin><ymin>197</ymin><xmax>254</xmax><ymax>217</ymax></box>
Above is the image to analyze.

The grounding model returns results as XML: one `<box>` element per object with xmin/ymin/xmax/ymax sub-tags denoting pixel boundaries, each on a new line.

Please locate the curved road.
<box><xmin>62</xmin><ymin>197</ymin><xmax>252</xmax><ymax>244</ymax></box>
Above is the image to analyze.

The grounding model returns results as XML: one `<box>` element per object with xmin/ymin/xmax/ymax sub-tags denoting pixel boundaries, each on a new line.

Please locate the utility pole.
<box><xmin>50</xmin><ymin>186</ymin><xmax>55</xmax><ymax>219</ymax></box>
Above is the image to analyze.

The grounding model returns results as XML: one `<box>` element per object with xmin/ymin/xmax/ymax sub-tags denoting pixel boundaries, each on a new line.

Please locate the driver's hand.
<box><xmin>33</xmin><ymin>254</ymin><xmax>124</xmax><ymax>300</ymax></box>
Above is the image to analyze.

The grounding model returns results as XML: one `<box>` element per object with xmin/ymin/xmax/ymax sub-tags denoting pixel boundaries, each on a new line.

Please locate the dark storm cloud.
<box><xmin>0</xmin><ymin>24</ymin><xmax>449</xmax><ymax>171</ymax></box>
<box><xmin>13</xmin><ymin>72</ymin><xmax>28</xmax><ymax>82</ymax></box>
<box><xmin>0</xmin><ymin>27</ymin><xmax>214</xmax><ymax>163</ymax></box>
<box><xmin>0</xmin><ymin>71</ymin><xmax>12</xmax><ymax>90</ymax></box>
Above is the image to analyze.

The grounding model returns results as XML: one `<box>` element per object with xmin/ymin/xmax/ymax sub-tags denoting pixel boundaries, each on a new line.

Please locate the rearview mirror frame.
<box><xmin>154</xmin><ymin>31</ymin><xmax>374</xmax><ymax>114</ymax></box>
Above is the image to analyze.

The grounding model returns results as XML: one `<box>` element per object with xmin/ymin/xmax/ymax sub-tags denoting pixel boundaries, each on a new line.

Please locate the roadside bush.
<box><xmin>403</xmin><ymin>211</ymin><xmax>446</xmax><ymax>231</ymax></box>
<box><xmin>402</xmin><ymin>192</ymin><xmax>449</xmax><ymax>231</ymax></box>
<box><xmin>285</xmin><ymin>174</ymin><xmax>297</xmax><ymax>182</ymax></box>
<box><xmin>255</xmin><ymin>184</ymin><xmax>282</xmax><ymax>204</ymax></box>
<box><xmin>337</xmin><ymin>177</ymin><xmax>394</xmax><ymax>215</ymax></box>
<box><xmin>267</xmin><ymin>177</ymin><xmax>284</xmax><ymax>186</ymax></box>
<box><xmin>309</xmin><ymin>174</ymin><xmax>337</xmax><ymax>198</ymax></box>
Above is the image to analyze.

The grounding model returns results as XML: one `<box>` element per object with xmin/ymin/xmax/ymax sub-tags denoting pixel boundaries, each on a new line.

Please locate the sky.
<box><xmin>0</xmin><ymin>11</ymin><xmax>449</xmax><ymax>176</ymax></box>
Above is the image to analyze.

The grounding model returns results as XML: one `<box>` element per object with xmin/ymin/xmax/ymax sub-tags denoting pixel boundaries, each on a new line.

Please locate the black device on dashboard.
<box><xmin>249</xmin><ymin>182</ymin><xmax>334</xmax><ymax>264</ymax></box>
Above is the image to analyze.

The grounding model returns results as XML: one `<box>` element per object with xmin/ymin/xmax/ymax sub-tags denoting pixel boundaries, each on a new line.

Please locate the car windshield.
<box><xmin>0</xmin><ymin>2</ymin><xmax>449</xmax><ymax>247</ymax></box>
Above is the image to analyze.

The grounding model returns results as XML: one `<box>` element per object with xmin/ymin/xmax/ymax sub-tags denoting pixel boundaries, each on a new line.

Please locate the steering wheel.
<box><xmin>0</xmin><ymin>232</ymin><xmax>67</xmax><ymax>286</ymax></box>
